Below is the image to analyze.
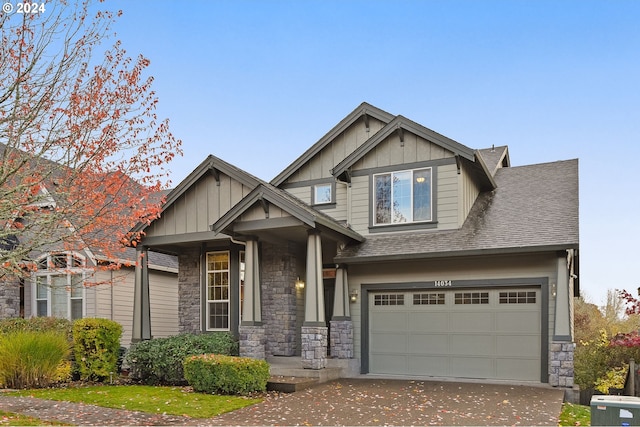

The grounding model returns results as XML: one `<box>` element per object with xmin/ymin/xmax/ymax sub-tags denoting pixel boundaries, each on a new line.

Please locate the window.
<box><xmin>373</xmin><ymin>168</ymin><xmax>432</xmax><ymax>225</ymax></box>
<box><xmin>454</xmin><ymin>292</ymin><xmax>489</xmax><ymax>305</ymax></box>
<box><xmin>314</xmin><ymin>183</ymin><xmax>332</xmax><ymax>205</ymax></box>
<box><xmin>239</xmin><ymin>251</ymin><xmax>245</xmax><ymax>324</ymax></box>
<box><xmin>33</xmin><ymin>253</ymin><xmax>85</xmax><ymax>320</ymax></box>
<box><xmin>413</xmin><ymin>293</ymin><xmax>445</xmax><ymax>305</ymax></box>
<box><xmin>499</xmin><ymin>291</ymin><xmax>536</xmax><ymax>304</ymax></box>
<box><xmin>374</xmin><ymin>294</ymin><xmax>404</xmax><ymax>306</ymax></box>
<box><xmin>206</xmin><ymin>251</ymin><xmax>230</xmax><ymax>330</ymax></box>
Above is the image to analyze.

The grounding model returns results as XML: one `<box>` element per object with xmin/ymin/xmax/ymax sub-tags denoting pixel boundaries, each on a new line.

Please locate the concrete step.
<box><xmin>267</xmin><ymin>376</ymin><xmax>318</xmax><ymax>393</ymax></box>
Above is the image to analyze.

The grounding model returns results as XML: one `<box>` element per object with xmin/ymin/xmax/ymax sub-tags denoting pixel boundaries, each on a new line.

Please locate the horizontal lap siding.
<box><xmin>437</xmin><ymin>164</ymin><xmax>459</xmax><ymax>230</ymax></box>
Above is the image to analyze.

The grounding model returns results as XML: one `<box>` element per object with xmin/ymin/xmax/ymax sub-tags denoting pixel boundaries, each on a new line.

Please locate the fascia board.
<box><xmin>271</xmin><ymin>102</ymin><xmax>394</xmax><ymax>187</ymax></box>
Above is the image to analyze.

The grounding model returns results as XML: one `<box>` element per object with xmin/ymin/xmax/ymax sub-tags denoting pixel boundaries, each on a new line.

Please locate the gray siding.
<box><xmin>145</xmin><ymin>173</ymin><xmax>253</xmax><ymax>238</ymax></box>
<box><xmin>436</xmin><ymin>164</ymin><xmax>459</xmax><ymax>231</ymax></box>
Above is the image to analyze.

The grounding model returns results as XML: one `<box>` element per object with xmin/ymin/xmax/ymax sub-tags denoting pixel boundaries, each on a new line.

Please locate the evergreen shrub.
<box><xmin>125</xmin><ymin>332</ymin><xmax>238</xmax><ymax>385</ymax></box>
<box><xmin>72</xmin><ymin>318</ymin><xmax>122</xmax><ymax>381</ymax></box>
<box><xmin>183</xmin><ymin>354</ymin><xmax>269</xmax><ymax>395</ymax></box>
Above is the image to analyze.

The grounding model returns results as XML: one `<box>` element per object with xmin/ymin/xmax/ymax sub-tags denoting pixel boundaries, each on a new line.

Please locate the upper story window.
<box><xmin>33</xmin><ymin>253</ymin><xmax>86</xmax><ymax>320</ymax></box>
<box><xmin>373</xmin><ymin>168</ymin><xmax>432</xmax><ymax>225</ymax></box>
<box><xmin>313</xmin><ymin>183</ymin><xmax>332</xmax><ymax>205</ymax></box>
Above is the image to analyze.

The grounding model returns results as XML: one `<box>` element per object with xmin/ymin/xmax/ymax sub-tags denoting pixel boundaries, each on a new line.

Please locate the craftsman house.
<box><xmin>0</xmin><ymin>147</ymin><xmax>179</xmax><ymax>346</ymax></box>
<box><xmin>132</xmin><ymin>102</ymin><xmax>578</xmax><ymax>387</ymax></box>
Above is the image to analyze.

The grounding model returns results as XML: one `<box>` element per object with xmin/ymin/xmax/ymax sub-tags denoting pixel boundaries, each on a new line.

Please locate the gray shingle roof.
<box><xmin>335</xmin><ymin>159</ymin><xmax>579</xmax><ymax>263</ymax></box>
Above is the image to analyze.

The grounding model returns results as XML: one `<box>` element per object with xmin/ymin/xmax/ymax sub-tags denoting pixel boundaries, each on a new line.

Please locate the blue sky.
<box><xmin>106</xmin><ymin>0</ymin><xmax>639</xmax><ymax>308</ymax></box>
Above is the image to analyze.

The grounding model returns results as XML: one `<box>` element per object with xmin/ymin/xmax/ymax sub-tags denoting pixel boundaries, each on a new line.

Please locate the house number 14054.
<box><xmin>434</xmin><ymin>280</ymin><xmax>452</xmax><ymax>287</ymax></box>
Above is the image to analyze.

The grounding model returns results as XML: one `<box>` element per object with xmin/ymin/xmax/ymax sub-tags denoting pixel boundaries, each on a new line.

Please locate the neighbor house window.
<box><xmin>373</xmin><ymin>168</ymin><xmax>432</xmax><ymax>225</ymax></box>
<box><xmin>314</xmin><ymin>183</ymin><xmax>332</xmax><ymax>205</ymax></box>
<box><xmin>33</xmin><ymin>253</ymin><xmax>85</xmax><ymax>320</ymax></box>
<box><xmin>206</xmin><ymin>251</ymin><xmax>230</xmax><ymax>330</ymax></box>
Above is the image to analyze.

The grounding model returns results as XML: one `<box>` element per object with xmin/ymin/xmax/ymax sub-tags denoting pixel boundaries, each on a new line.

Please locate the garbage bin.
<box><xmin>591</xmin><ymin>395</ymin><xmax>640</xmax><ymax>426</ymax></box>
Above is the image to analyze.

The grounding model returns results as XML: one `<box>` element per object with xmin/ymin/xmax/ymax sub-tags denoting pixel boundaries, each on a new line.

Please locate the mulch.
<box><xmin>0</xmin><ymin>378</ymin><xmax>565</xmax><ymax>426</ymax></box>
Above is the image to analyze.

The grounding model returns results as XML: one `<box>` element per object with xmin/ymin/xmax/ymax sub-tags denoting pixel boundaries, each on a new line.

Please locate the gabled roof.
<box><xmin>477</xmin><ymin>145</ymin><xmax>510</xmax><ymax>177</ymax></box>
<box><xmin>330</xmin><ymin>115</ymin><xmax>477</xmax><ymax>179</ymax></box>
<box><xmin>131</xmin><ymin>154</ymin><xmax>262</xmax><ymax>234</ymax></box>
<box><xmin>335</xmin><ymin>159</ymin><xmax>578</xmax><ymax>263</ymax></box>
<box><xmin>271</xmin><ymin>102</ymin><xmax>395</xmax><ymax>186</ymax></box>
<box><xmin>211</xmin><ymin>183</ymin><xmax>364</xmax><ymax>243</ymax></box>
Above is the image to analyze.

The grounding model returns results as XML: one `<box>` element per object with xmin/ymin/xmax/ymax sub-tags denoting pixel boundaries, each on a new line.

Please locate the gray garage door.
<box><xmin>369</xmin><ymin>288</ymin><xmax>541</xmax><ymax>381</ymax></box>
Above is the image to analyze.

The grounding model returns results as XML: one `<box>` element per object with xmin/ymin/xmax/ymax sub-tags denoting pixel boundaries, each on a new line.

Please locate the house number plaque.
<box><xmin>434</xmin><ymin>280</ymin><xmax>452</xmax><ymax>287</ymax></box>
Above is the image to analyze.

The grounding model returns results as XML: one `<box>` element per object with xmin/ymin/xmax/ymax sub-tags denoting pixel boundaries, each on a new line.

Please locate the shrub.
<box><xmin>0</xmin><ymin>331</ymin><xmax>70</xmax><ymax>389</ymax></box>
<box><xmin>125</xmin><ymin>332</ymin><xmax>238</xmax><ymax>385</ymax></box>
<box><xmin>72</xmin><ymin>318</ymin><xmax>122</xmax><ymax>381</ymax></box>
<box><xmin>0</xmin><ymin>317</ymin><xmax>73</xmax><ymax>341</ymax></box>
<box><xmin>184</xmin><ymin>354</ymin><xmax>269</xmax><ymax>395</ymax></box>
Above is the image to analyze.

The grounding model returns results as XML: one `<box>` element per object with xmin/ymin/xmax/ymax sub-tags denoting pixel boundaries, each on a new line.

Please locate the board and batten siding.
<box><xmin>285</xmin><ymin>117</ymin><xmax>386</xmax><ymax>184</ymax></box>
<box><xmin>144</xmin><ymin>173</ymin><xmax>253</xmax><ymax>238</ymax></box>
<box><xmin>346</xmin><ymin>253</ymin><xmax>559</xmax><ymax>363</ymax></box>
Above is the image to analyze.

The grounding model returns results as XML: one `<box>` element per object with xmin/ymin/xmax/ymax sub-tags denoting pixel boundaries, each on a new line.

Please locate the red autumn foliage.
<box><xmin>0</xmin><ymin>0</ymin><xmax>182</xmax><ymax>278</ymax></box>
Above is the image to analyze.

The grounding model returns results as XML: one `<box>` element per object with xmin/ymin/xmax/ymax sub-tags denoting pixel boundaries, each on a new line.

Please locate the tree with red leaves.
<box><xmin>0</xmin><ymin>0</ymin><xmax>181</xmax><ymax>279</ymax></box>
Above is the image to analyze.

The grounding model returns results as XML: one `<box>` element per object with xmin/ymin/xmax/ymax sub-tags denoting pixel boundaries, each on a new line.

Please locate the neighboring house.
<box><xmin>0</xmin><ymin>152</ymin><xmax>179</xmax><ymax>347</ymax></box>
<box><xmin>132</xmin><ymin>102</ymin><xmax>578</xmax><ymax>387</ymax></box>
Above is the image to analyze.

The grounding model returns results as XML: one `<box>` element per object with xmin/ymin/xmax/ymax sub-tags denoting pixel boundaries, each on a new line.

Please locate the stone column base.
<box><xmin>239</xmin><ymin>325</ymin><xmax>266</xmax><ymax>360</ymax></box>
<box><xmin>302</xmin><ymin>325</ymin><xmax>327</xmax><ymax>369</ymax></box>
<box><xmin>330</xmin><ymin>320</ymin><xmax>353</xmax><ymax>359</ymax></box>
<box><xmin>549</xmin><ymin>341</ymin><xmax>575</xmax><ymax>387</ymax></box>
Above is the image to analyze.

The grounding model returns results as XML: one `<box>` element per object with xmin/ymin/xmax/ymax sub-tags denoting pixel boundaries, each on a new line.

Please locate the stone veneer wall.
<box><xmin>302</xmin><ymin>326</ymin><xmax>328</xmax><ymax>369</ymax></box>
<box><xmin>239</xmin><ymin>325</ymin><xmax>266</xmax><ymax>359</ymax></box>
<box><xmin>330</xmin><ymin>320</ymin><xmax>353</xmax><ymax>359</ymax></box>
<box><xmin>549</xmin><ymin>341</ymin><xmax>575</xmax><ymax>387</ymax></box>
<box><xmin>0</xmin><ymin>277</ymin><xmax>20</xmax><ymax>319</ymax></box>
<box><xmin>178</xmin><ymin>248</ymin><xmax>201</xmax><ymax>334</ymax></box>
<box><xmin>261</xmin><ymin>241</ymin><xmax>299</xmax><ymax>356</ymax></box>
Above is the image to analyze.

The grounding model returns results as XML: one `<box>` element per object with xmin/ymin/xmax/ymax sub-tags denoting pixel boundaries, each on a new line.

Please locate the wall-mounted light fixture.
<box><xmin>295</xmin><ymin>277</ymin><xmax>305</xmax><ymax>290</ymax></box>
<box><xmin>551</xmin><ymin>283</ymin><xmax>557</xmax><ymax>297</ymax></box>
<box><xmin>349</xmin><ymin>289</ymin><xmax>358</xmax><ymax>303</ymax></box>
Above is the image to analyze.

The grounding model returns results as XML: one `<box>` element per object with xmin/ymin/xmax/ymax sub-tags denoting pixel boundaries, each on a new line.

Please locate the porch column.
<box><xmin>330</xmin><ymin>265</ymin><xmax>354</xmax><ymax>359</ymax></box>
<box><xmin>302</xmin><ymin>230</ymin><xmax>327</xmax><ymax>369</ymax></box>
<box><xmin>550</xmin><ymin>250</ymin><xmax>576</xmax><ymax>388</ymax></box>
<box><xmin>132</xmin><ymin>246</ymin><xmax>151</xmax><ymax>343</ymax></box>
<box><xmin>239</xmin><ymin>238</ymin><xmax>265</xmax><ymax>359</ymax></box>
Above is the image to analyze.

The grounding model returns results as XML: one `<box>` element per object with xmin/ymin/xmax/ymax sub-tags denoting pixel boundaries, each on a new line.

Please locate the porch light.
<box><xmin>295</xmin><ymin>277</ymin><xmax>305</xmax><ymax>290</ymax></box>
<box><xmin>349</xmin><ymin>289</ymin><xmax>358</xmax><ymax>303</ymax></box>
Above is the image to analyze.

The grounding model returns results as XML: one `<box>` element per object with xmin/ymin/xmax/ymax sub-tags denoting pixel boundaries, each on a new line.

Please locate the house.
<box><xmin>0</xmin><ymin>147</ymin><xmax>179</xmax><ymax>346</ymax></box>
<box><xmin>132</xmin><ymin>102</ymin><xmax>578</xmax><ymax>387</ymax></box>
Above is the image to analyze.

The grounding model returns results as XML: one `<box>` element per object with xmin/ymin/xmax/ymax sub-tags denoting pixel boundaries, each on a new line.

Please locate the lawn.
<box><xmin>0</xmin><ymin>410</ymin><xmax>68</xmax><ymax>426</ymax></box>
<box><xmin>9</xmin><ymin>385</ymin><xmax>262</xmax><ymax>419</ymax></box>
<box><xmin>559</xmin><ymin>402</ymin><xmax>591</xmax><ymax>426</ymax></box>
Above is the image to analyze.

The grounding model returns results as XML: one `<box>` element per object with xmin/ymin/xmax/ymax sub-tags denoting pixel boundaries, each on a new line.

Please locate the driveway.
<box><xmin>0</xmin><ymin>378</ymin><xmax>565</xmax><ymax>426</ymax></box>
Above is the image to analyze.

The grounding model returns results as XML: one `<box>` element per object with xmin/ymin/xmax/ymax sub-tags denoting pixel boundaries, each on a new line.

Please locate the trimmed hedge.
<box><xmin>72</xmin><ymin>318</ymin><xmax>122</xmax><ymax>381</ymax></box>
<box><xmin>184</xmin><ymin>354</ymin><xmax>270</xmax><ymax>395</ymax></box>
<box><xmin>125</xmin><ymin>333</ymin><xmax>238</xmax><ymax>385</ymax></box>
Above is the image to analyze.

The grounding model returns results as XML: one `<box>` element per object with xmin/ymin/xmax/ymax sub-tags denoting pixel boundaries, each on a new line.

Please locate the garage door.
<box><xmin>369</xmin><ymin>288</ymin><xmax>541</xmax><ymax>381</ymax></box>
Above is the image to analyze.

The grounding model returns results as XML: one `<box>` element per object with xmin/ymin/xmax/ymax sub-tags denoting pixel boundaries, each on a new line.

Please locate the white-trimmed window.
<box><xmin>239</xmin><ymin>251</ymin><xmax>245</xmax><ymax>324</ymax></box>
<box><xmin>373</xmin><ymin>168</ymin><xmax>432</xmax><ymax>225</ymax></box>
<box><xmin>206</xmin><ymin>251</ymin><xmax>230</xmax><ymax>331</ymax></box>
<box><xmin>33</xmin><ymin>253</ymin><xmax>86</xmax><ymax>320</ymax></box>
<box><xmin>314</xmin><ymin>183</ymin><xmax>332</xmax><ymax>205</ymax></box>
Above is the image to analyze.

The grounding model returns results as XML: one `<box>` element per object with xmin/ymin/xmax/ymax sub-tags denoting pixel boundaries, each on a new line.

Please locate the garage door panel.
<box><xmin>409</xmin><ymin>334</ymin><xmax>448</xmax><ymax>354</ymax></box>
<box><xmin>497</xmin><ymin>334</ymin><xmax>540</xmax><ymax>357</ymax></box>
<box><xmin>496</xmin><ymin>358</ymin><xmax>539</xmax><ymax>380</ymax></box>
<box><xmin>408</xmin><ymin>356</ymin><xmax>449</xmax><ymax>376</ymax></box>
<box><xmin>496</xmin><ymin>311</ymin><xmax>540</xmax><ymax>333</ymax></box>
<box><xmin>451</xmin><ymin>334</ymin><xmax>493</xmax><ymax>356</ymax></box>
<box><xmin>408</xmin><ymin>312</ymin><xmax>448</xmax><ymax>332</ymax></box>
<box><xmin>370</xmin><ymin>332</ymin><xmax>407</xmax><ymax>353</ymax></box>
<box><xmin>450</xmin><ymin>312</ymin><xmax>494</xmax><ymax>332</ymax></box>
<box><xmin>370</xmin><ymin>312</ymin><xmax>407</xmax><ymax>332</ymax></box>
<box><xmin>370</xmin><ymin>354</ymin><xmax>407</xmax><ymax>374</ymax></box>
<box><xmin>452</xmin><ymin>356</ymin><xmax>494</xmax><ymax>378</ymax></box>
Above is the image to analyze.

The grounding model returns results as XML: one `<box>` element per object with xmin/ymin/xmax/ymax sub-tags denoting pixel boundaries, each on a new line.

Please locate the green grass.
<box><xmin>559</xmin><ymin>402</ymin><xmax>591</xmax><ymax>426</ymax></box>
<box><xmin>9</xmin><ymin>385</ymin><xmax>262</xmax><ymax>419</ymax></box>
<box><xmin>0</xmin><ymin>409</ymin><xmax>68</xmax><ymax>426</ymax></box>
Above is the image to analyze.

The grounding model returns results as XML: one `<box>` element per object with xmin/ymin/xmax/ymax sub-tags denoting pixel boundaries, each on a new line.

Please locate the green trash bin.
<box><xmin>591</xmin><ymin>395</ymin><xmax>640</xmax><ymax>426</ymax></box>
